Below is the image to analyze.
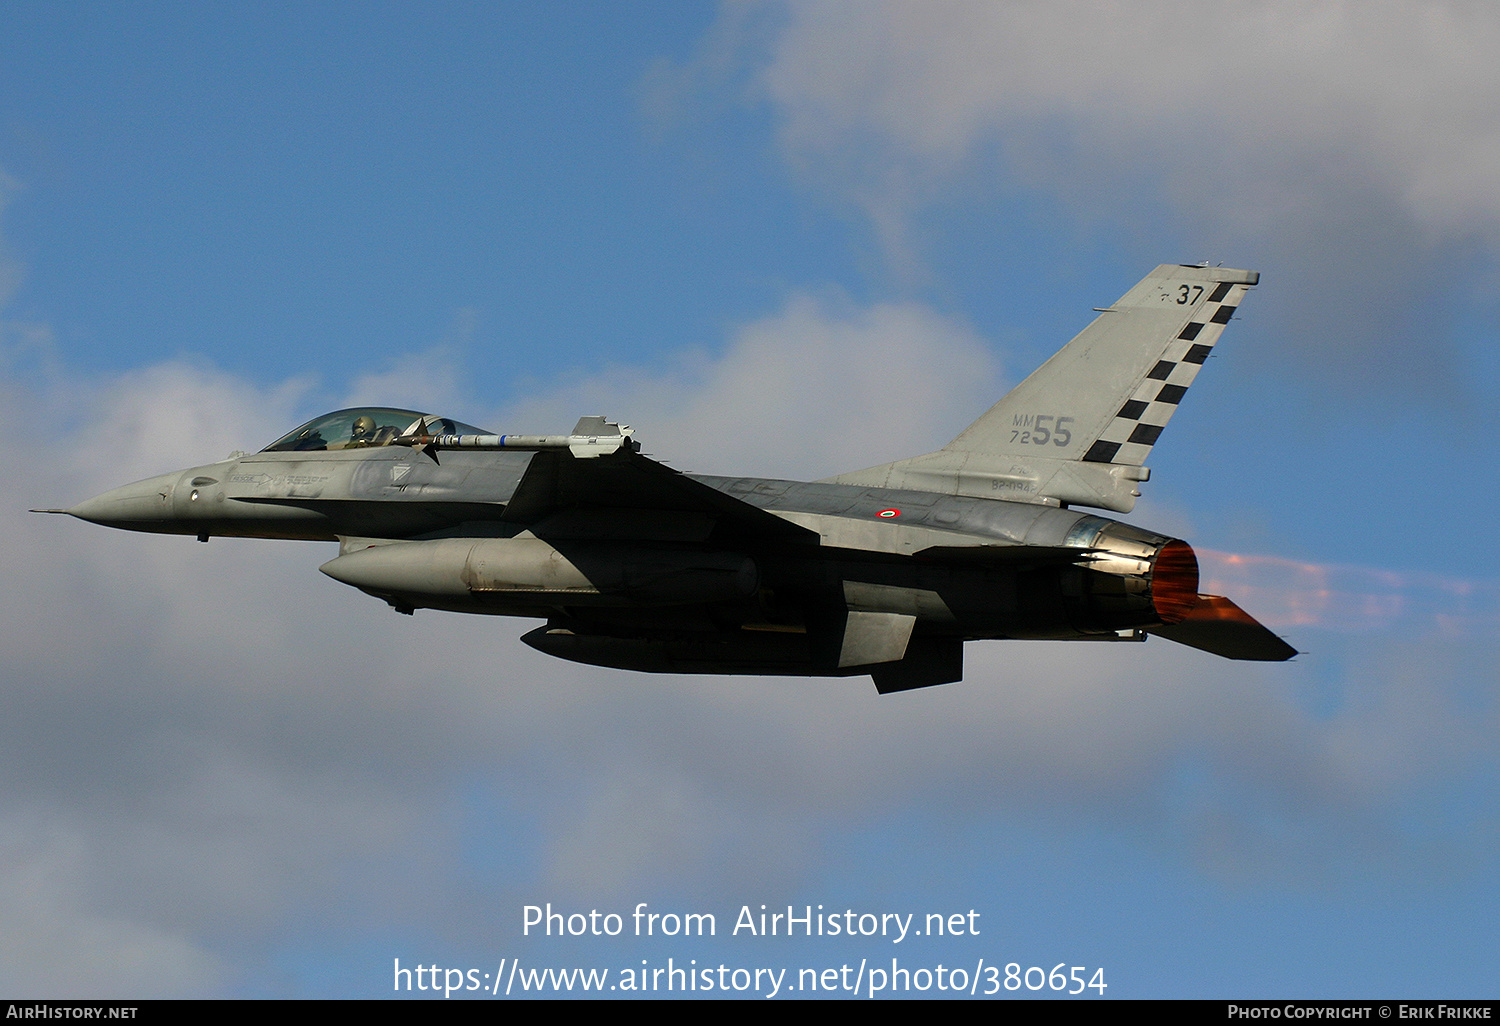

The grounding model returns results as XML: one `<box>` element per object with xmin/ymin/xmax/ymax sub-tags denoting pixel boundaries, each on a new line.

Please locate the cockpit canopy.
<box><xmin>261</xmin><ymin>407</ymin><xmax>491</xmax><ymax>453</ymax></box>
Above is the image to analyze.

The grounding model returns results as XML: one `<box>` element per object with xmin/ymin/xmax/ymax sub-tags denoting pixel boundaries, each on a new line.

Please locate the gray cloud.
<box><xmin>6</xmin><ymin>313</ymin><xmax>1495</xmax><ymax>992</ymax></box>
<box><xmin>0</xmin><ymin>815</ymin><xmax>228</xmax><ymax>997</ymax></box>
<box><xmin>733</xmin><ymin>1</ymin><xmax>1500</xmax><ymax>402</ymax></box>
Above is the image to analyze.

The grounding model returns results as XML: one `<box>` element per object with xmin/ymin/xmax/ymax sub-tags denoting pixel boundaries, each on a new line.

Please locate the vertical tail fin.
<box><xmin>826</xmin><ymin>265</ymin><xmax>1258</xmax><ymax>513</ymax></box>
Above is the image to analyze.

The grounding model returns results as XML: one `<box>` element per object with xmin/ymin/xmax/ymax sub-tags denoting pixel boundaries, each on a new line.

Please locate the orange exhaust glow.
<box><xmin>1152</xmin><ymin>540</ymin><xmax>1200</xmax><ymax>624</ymax></box>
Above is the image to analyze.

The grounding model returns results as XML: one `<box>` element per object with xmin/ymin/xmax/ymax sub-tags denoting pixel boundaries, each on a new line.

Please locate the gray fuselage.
<box><xmin>69</xmin><ymin>444</ymin><xmax>1189</xmax><ymax>656</ymax></box>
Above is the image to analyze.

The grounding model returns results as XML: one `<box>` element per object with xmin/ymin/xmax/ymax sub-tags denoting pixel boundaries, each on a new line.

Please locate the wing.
<box><xmin>502</xmin><ymin>448</ymin><xmax>817</xmax><ymax>543</ymax></box>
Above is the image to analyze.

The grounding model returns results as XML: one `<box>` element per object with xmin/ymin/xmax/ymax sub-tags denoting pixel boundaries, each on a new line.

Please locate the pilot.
<box><xmin>349</xmin><ymin>415</ymin><xmax>378</xmax><ymax>447</ymax></box>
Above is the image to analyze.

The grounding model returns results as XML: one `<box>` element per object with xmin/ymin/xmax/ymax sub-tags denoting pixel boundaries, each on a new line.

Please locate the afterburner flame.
<box><xmin>1197</xmin><ymin>549</ymin><xmax>1497</xmax><ymax>635</ymax></box>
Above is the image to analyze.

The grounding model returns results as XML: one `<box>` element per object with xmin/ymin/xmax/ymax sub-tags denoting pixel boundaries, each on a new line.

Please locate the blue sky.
<box><xmin>3</xmin><ymin>1</ymin><xmax>1497</xmax><ymax>998</ymax></box>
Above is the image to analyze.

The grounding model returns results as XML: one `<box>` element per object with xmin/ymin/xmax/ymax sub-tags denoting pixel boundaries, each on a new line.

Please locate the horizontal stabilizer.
<box><xmin>1146</xmin><ymin>594</ymin><xmax>1296</xmax><ymax>661</ymax></box>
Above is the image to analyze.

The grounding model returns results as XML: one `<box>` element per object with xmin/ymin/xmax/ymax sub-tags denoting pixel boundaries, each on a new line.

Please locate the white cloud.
<box><xmin>5</xmin><ymin>322</ymin><xmax>1496</xmax><ymax>990</ymax></box>
<box><xmin>729</xmin><ymin>1</ymin><xmax>1500</xmax><ymax>400</ymax></box>
<box><xmin>494</xmin><ymin>291</ymin><xmax>1001</xmax><ymax>479</ymax></box>
<box><xmin>761</xmin><ymin>1</ymin><xmax>1500</xmax><ymax>237</ymax></box>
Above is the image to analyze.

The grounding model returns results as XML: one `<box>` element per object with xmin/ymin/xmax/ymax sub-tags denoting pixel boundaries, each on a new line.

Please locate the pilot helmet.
<box><xmin>351</xmin><ymin>415</ymin><xmax>377</xmax><ymax>440</ymax></box>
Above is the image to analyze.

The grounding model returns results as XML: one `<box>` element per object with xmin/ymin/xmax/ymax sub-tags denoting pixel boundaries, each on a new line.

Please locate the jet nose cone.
<box><xmin>67</xmin><ymin>471</ymin><xmax>180</xmax><ymax>530</ymax></box>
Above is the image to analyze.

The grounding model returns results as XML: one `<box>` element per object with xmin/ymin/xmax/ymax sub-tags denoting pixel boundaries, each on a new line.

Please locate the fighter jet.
<box><xmin>40</xmin><ymin>264</ymin><xmax>1294</xmax><ymax>693</ymax></box>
